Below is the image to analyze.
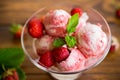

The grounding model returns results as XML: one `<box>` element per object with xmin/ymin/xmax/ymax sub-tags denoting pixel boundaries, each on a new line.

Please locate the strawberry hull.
<box><xmin>2</xmin><ymin>69</ymin><xmax>19</xmax><ymax>80</ymax></box>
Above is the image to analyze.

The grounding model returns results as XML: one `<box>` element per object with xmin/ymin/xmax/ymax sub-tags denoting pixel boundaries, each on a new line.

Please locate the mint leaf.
<box><xmin>53</xmin><ymin>38</ymin><xmax>65</xmax><ymax>47</ymax></box>
<box><xmin>0</xmin><ymin>48</ymin><xmax>25</xmax><ymax>68</ymax></box>
<box><xmin>65</xmin><ymin>35</ymin><xmax>76</xmax><ymax>47</ymax></box>
<box><xmin>67</xmin><ymin>13</ymin><xmax>79</xmax><ymax>34</ymax></box>
<box><xmin>17</xmin><ymin>68</ymin><xmax>26</xmax><ymax>80</ymax></box>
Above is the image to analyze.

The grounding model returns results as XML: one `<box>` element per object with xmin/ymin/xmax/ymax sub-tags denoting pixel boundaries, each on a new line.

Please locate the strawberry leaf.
<box><xmin>0</xmin><ymin>48</ymin><xmax>25</xmax><ymax>68</ymax></box>
<box><xmin>67</xmin><ymin>13</ymin><xmax>79</xmax><ymax>34</ymax></box>
<box><xmin>65</xmin><ymin>35</ymin><xmax>76</xmax><ymax>47</ymax></box>
<box><xmin>16</xmin><ymin>68</ymin><xmax>26</xmax><ymax>80</ymax></box>
<box><xmin>10</xmin><ymin>24</ymin><xmax>22</xmax><ymax>33</ymax></box>
<box><xmin>0</xmin><ymin>75</ymin><xmax>1</xmax><ymax>80</ymax></box>
<box><xmin>53</xmin><ymin>38</ymin><xmax>65</xmax><ymax>47</ymax></box>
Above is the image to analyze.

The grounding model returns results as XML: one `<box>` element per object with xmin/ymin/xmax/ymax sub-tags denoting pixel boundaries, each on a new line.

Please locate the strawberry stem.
<box><xmin>2</xmin><ymin>64</ymin><xmax>6</xmax><ymax>71</ymax></box>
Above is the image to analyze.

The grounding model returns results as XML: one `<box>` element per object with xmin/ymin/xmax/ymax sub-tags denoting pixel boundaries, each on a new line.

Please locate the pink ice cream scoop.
<box><xmin>57</xmin><ymin>48</ymin><xmax>85</xmax><ymax>71</ymax></box>
<box><xmin>75</xmin><ymin>12</ymin><xmax>89</xmax><ymax>34</ymax></box>
<box><xmin>77</xmin><ymin>23</ymin><xmax>107</xmax><ymax>58</ymax></box>
<box><xmin>35</xmin><ymin>35</ymin><xmax>54</xmax><ymax>55</ymax></box>
<box><xmin>43</xmin><ymin>9</ymin><xmax>70</xmax><ymax>37</ymax></box>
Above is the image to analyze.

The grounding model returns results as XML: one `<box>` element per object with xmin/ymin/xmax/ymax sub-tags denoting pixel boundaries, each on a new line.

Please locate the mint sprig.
<box><xmin>53</xmin><ymin>13</ymin><xmax>79</xmax><ymax>48</ymax></box>
<box><xmin>67</xmin><ymin>13</ymin><xmax>79</xmax><ymax>35</ymax></box>
<box><xmin>65</xmin><ymin>35</ymin><xmax>77</xmax><ymax>48</ymax></box>
<box><xmin>65</xmin><ymin>13</ymin><xmax>79</xmax><ymax>47</ymax></box>
<box><xmin>53</xmin><ymin>38</ymin><xmax>65</xmax><ymax>47</ymax></box>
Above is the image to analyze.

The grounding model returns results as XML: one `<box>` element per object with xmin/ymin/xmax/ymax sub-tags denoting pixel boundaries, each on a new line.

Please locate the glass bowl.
<box><xmin>21</xmin><ymin>7</ymin><xmax>111</xmax><ymax>80</ymax></box>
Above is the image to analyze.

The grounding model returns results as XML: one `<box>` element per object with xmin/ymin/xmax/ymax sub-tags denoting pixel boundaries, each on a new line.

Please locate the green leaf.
<box><xmin>16</xmin><ymin>68</ymin><xmax>26</xmax><ymax>80</ymax></box>
<box><xmin>0</xmin><ymin>48</ymin><xmax>25</xmax><ymax>68</ymax></box>
<box><xmin>67</xmin><ymin>13</ymin><xmax>79</xmax><ymax>34</ymax></box>
<box><xmin>0</xmin><ymin>67</ymin><xmax>26</xmax><ymax>80</ymax></box>
<box><xmin>53</xmin><ymin>38</ymin><xmax>65</xmax><ymax>47</ymax></box>
<box><xmin>10</xmin><ymin>24</ymin><xmax>22</xmax><ymax>33</ymax></box>
<box><xmin>0</xmin><ymin>75</ymin><xmax>2</xmax><ymax>80</ymax></box>
<box><xmin>0</xmin><ymin>67</ymin><xmax>4</xmax><ymax>75</ymax></box>
<box><xmin>65</xmin><ymin>35</ymin><xmax>76</xmax><ymax>48</ymax></box>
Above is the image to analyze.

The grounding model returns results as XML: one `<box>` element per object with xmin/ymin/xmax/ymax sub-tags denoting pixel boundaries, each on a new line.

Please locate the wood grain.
<box><xmin>0</xmin><ymin>0</ymin><xmax>119</xmax><ymax>25</ymax></box>
<box><xmin>0</xmin><ymin>0</ymin><xmax>120</xmax><ymax>80</ymax></box>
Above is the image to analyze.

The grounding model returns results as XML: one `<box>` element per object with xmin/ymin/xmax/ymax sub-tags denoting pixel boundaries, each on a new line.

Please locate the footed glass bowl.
<box><xmin>21</xmin><ymin>7</ymin><xmax>111</xmax><ymax>80</ymax></box>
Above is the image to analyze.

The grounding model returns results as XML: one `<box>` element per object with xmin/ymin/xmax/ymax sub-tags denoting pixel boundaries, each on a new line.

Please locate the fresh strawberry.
<box><xmin>52</xmin><ymin>47</ymin><xmax>69</xmax><ymax>63</ymax></box>
<box><xmin>14</xmin><ymin>29</ymin><xmax>22</xmax><ymax>38</ymax></box>
<box><xmin>38</xmin><ymin>51</ymin><xmax>55</xmax><ymax>67</ymax></box>
<box><xmin>109</xmin><ymin>36</ymin><xmax>119</xmax><ymax>53</ymax></box>
<box><xmin>109</xmin><ymin>45</ymin><xmax>116</xmax><ymax>52</ymax></box>
<box><xmin>2</xmin><ymin>69</ymin><xmax>19</xmax><ymax>80</ymax></box>
<box><xmin>13</xmin><ymin>70</ymin><xmax>19</xmax><ymax>80</ymax></box>
<box><xmin>10</xmin><ymin>24</ymin><xmax>23</xmax><ymax>38</ymax></box>
<box><xmin>71</xmin><ymin>7</ymin><xmax>82</xmax><ymax>17</ymax></box>
<box><xmin>28</xmin><ymin>18</ymin><xmax>43</xmax><ymax>38</ymax></box>
<box><xmin>4</xmin><ymin>76</ymin><xmax>14</xmax><ymax>80</ymax></box>
<box><xmin>116</xmin><ymin>8</ymin><xmax>120</xmax><ymax>18</ymax></box>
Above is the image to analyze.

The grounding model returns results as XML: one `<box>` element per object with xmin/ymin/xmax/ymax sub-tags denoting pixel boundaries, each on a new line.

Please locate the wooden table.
<box><xmin>0</xmin><ymin>0</ymin><xmax>120</xmax><ymax>80</ymax></box>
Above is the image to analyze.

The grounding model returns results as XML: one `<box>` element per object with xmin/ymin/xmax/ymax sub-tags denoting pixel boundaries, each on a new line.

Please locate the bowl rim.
<box><xmin>21</xmin><ymin>7</ymin><xmax>111</xmax><ymax>74</ymax></box>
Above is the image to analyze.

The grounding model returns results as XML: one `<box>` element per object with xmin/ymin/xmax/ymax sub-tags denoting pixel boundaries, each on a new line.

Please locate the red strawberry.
<box><xmin>28</xmin><ymin>18</ymin><xmax>43</xmax><ymax>38</ymax></box>
<box><xmin>71</xmin><ymin>7</ymin><xmax>82</xmax><ymax>17</ymax></box>
<box><xmin>109</xmin><ymin>45</ymin><xmax>116</xmax><ymax>52</ymax></box>
<box><xmin>10</xmin><ymin>24</ymin><xmax>23</xmax><ymax>38</ymax></box>
<box><xmin>14</xmin><ymin>28</ymin><xmax>22</xmax><ymax>38</ymax></box>
<box><xmin>2</xmin><ymin>69</ymin><xmax>19</xmax><ymax>80</ymax></box>
<box><xmin>4</xmin><ymin>76</ymin><xmax>14</xmax><ymax>80</ymax></box>
<box><xmin>13</xmin><ymin>70</ymin><xmax>19</xmax><ymax>80</ymax></box>
<box><xmin>52</xmin><ymin>47</ymin><xmax>69</xmax><ymax>63</ymax></box>
<box><xmin>109</xmin><ymin>36</ymin><xmax>119</xmax><ymax>53</ymax></box>
<box><xmin>38</xmin><ymin>51</ymin><xmax>55</xmax><ymax>67</ymax></box>
<box><xmin>116</xmin><ymin>8</ymin><xmax>120</xmax><ymax>18</ymax></box>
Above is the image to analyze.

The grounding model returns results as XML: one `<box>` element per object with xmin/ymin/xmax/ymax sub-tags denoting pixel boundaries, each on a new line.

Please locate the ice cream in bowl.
<box><xmin>21</xmin><ymin>7</ymin><xmax>111</xmax><ymax>80</ymax></box>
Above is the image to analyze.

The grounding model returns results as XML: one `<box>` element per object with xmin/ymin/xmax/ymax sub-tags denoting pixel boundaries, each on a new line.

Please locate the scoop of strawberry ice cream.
<box><xmin>77</xmin><ymin>23</ymin><xmax>107</xmax><ymax>58</ymax></box>
<box><xmin>35</xmin><ymin>35</ymin><xmax>54</xmax><ymax>55</ymax></box>
<box><xmin>43</xmin><ymin>9</ymin><xmax>70</xmax><ymax>37</ymax></box>
<box><xmin>75</xmin><ymin>12</ymin><xmax>89</xmax><ymax>34</ymax></box>
<box><xmin>57</xmin><ymin>48</ymin><xmax>85</xmax><ymax>71</ymax></box>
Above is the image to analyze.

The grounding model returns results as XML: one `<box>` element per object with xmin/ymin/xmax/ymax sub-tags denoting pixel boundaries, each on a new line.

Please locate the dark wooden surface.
<box><xmin>0</xmin><ymin>0</ymin><xmax>120</xmax><ymax>80</ymax></box>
